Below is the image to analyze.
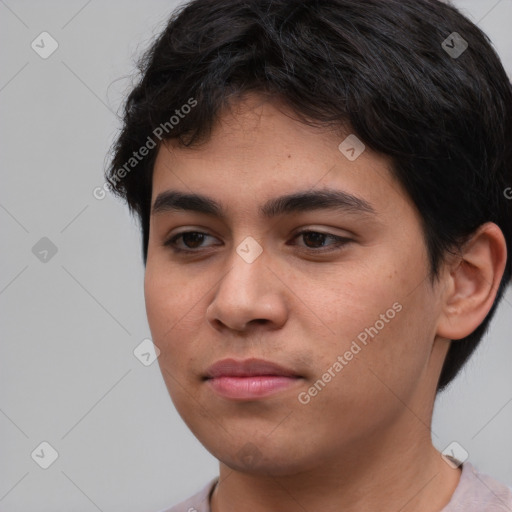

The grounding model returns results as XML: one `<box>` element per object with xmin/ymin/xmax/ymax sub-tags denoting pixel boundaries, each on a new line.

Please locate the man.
<box><xmin>106</xmin><ymin>0</ymin><xmax>512</xmax><ymax>510</ymax></box>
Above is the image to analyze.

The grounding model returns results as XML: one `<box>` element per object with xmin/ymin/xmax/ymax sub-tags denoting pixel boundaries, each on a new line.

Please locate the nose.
<box><xmin>205</xmin><ymin>241</ymin><xmax>288</xmax><ymax>333</ymax></box>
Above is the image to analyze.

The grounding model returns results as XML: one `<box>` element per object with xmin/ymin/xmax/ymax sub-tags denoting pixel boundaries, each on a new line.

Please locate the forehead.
<box><xmin>158</xmin><ymin>94</ymin><xmax>342</xmax><ymax>165</ymax></box>
<box><xmin>150</xmin><ymin>93</ymin><xmax>409</xmax><ymax>221</ymax></box>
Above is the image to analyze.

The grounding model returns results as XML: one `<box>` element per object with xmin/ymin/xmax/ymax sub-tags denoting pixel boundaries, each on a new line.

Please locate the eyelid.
<box><xmin>290</xmin><ymin>229</ymin><xmax>352</xmax><ymax>251</ymax></box>
<box><xmin>163</xmin><ymin>230</ymin><xmax>220</xmax><ymax>251</ymax></box>
<box><xmin>163</xmin><ymin>227</ymin><xmax>353</xmax><ymax>254</ymax></box>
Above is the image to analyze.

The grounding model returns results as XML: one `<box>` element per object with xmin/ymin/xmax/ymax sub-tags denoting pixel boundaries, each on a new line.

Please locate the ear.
<box><xmin>436</xmin><ymin>222</ymin><xmax>508</xmax><ymax>340</ymax></box>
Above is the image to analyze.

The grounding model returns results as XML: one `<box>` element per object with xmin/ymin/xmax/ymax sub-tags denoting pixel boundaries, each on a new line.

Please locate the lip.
<box><xmin>204</xmin><ymin>358</ymin><xmax>302</xmax><ymax>400</ymax></box>
<box><xmin>204</xmin><ymin>358</ymin><xmax>301</xmax><ymax>379</ymax></box>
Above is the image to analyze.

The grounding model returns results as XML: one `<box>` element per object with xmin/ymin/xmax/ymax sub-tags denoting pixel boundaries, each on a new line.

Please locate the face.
<box><xmin>144</xmin><ymin>93</ymin><xmax>448</xmax><ymax>476</ymax></box>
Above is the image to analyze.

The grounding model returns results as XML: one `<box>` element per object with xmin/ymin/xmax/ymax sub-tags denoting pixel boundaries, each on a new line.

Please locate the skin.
<box><xmin>144</xmin><ymin>92</ymin><xmax>507</xmax><ymax>512</ymax></box>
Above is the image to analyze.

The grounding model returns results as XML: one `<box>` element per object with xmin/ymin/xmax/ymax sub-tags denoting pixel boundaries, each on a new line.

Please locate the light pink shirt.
<box><xmin>161</xmin><ymin>462</ymin><xmax>512</xmax><ymax>512</ymax></box>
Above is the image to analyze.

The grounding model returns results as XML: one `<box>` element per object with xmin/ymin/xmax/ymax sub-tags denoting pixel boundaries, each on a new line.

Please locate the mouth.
<box><xmin>203</xmin><ymin>358</ymin><xmax>303</xmax><ymax>400</ymax></box>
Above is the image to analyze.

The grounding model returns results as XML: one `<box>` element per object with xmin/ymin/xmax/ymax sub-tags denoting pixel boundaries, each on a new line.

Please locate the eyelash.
<box><xmin>163</xmin><ymin>230</ymin><xmax>352</xmax><ymax>255</ymax></box>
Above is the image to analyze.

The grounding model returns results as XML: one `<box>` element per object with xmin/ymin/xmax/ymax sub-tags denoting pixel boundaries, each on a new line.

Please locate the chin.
<box><xmin>209</xmin><ymin>439</ymin><xmax>319</xmax><ymax>477</ymax></box>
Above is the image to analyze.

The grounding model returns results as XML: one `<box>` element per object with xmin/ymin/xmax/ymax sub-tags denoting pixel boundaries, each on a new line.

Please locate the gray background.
<box><xmin>0</xmin><ymin>1</ymin><xmax>511</xmax><ymax>511</ymax></box>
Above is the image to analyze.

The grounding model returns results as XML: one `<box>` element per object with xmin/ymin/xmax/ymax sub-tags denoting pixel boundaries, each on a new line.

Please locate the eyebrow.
<box><xmin>151</xmin><ymin>188</ymin><xmax>376</xmax><ymax>219</ymax></box>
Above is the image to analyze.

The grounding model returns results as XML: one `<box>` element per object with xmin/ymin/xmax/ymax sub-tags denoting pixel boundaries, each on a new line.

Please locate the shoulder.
<box><xmin>157</xmin><ymin>476</ymin><xmax>218</xmax><ymax>512</ymax></box>
<box><xmin>442</xmin><ymin>461</ymin><xmax>512</xmax><ymax>511</ymax></box>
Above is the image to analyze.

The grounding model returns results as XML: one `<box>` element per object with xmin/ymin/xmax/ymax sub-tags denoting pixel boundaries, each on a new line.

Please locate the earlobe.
<box><xmin>436</xmin><ymin>222</ymin><xmax>507</xmax><ymax>340</ymax></box>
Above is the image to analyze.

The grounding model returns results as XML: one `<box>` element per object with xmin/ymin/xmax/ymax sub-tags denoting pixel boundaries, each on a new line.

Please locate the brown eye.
<box><xmin>163</xmin><ymin>229</ymin><xmax>351</xmax><ymax>255</ymax></box>
<box><xmin>292</xmin><ymin>230</ymin><xmax>352</xmax><ymax>252</ymax></box>
<box><xmin>180</xmin><ymin>232</ymin><xmax>206</xmax><ymax>249</ymax></box>
<box><xmin>164</xmin><ymin>231</ymin><xmax>218</xmax><ymax>252</ymax></box>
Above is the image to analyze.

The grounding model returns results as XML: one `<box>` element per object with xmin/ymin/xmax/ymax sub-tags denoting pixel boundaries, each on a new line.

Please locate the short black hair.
<box><xmin>106</xmin><ymin>0</ymin><xmax>512</xmax><ymax>391</ymax></box>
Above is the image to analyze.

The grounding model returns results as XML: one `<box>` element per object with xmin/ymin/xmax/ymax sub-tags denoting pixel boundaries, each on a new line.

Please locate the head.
<box><xmin>107</xmin><ymin>0</ymin><xmax>511</xmax><ymax>473</ymax></box>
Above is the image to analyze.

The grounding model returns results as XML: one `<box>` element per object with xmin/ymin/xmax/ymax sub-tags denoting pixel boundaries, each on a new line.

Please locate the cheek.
<box><xmin>144</xmin><ymin>267</ymin><xmax>171</xmax><ymax>337</ymax></box>
<box><xmin>144</xmin><ymin>265</ymin><xmax>190</xmax><ymax>361</ymax></box>
<box><xmin>296</xmin><ymin>261</ymin><xmax>402</xmax><ymax>345</ymax></box>
<box><xmin>326</xmin><ymin>287</ymin><xmax>437</xmax><ymax>411</ymax></box>
<box><xmin>299</xmin><ymin>258</ymin><xmax>435</xmax><ymax>395</ymax></box>
<box><xmin>144</xmin><ymin>264</ymin><xmax>213</xmax><ymax>374</ymax></box>
<box><xmin>144</xmin><ymin>260</ymin><xmax>198</xmax><ymax>330</ymax></box>
<box><xmin>292</xmin><ymin>302</ymin><xmax>435</xmax><ymax>446</ymax></box>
